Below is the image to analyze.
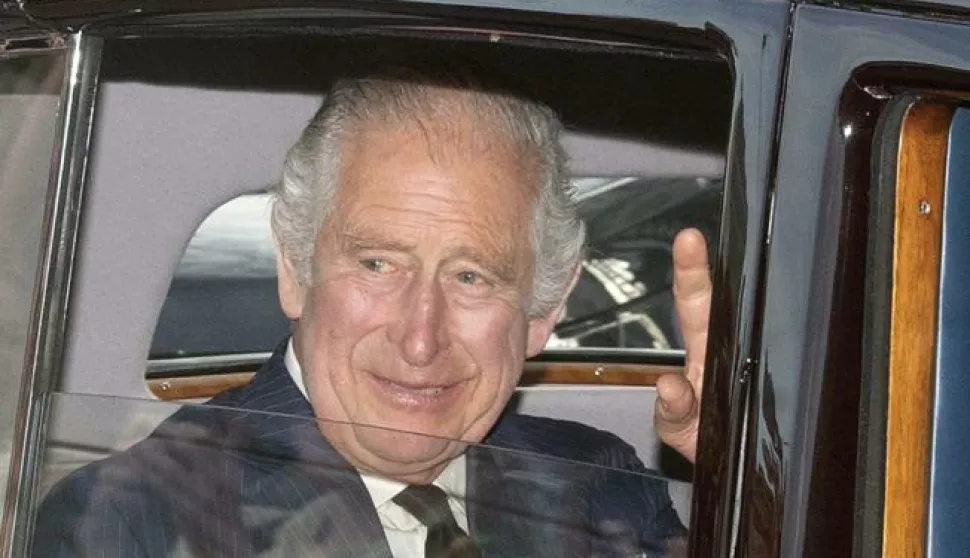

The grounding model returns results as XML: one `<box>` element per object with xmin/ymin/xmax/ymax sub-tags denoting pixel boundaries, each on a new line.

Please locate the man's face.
<box><xmin>277</xmin><ymin>118</ymin><xmax>563</xmax><ymax>482</ymax></box>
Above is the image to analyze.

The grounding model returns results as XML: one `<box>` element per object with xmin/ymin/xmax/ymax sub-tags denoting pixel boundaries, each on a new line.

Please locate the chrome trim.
<box><xmin>538</xmin><ymin>347</ymin><xmax>686</xmax><ymax>362</ymax></box>
<box><xmin>147</xmin><ymin>352</ymin><xmax>272</xmax><ymax>376</ymax></box>
<box><xmin>0</xmin><ymin>34</ymin><xmax>65</xmax><ymax>58</ymax></box>
<box><xmin>0</xmin><ymin>31</ymin><xmax>102</xmax><ymax>558</ymax></box>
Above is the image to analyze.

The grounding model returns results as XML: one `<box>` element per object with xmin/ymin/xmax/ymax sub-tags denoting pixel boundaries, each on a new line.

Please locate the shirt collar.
<box><xmin>282</xmin><ymin>339</ymin><xmax>468</xmax><ymax>507</ymax></box>
<box><xmin>284</xmin><ymin>338</ymin><xmax>308</xmax><ymax>399</ymax></box>
<box><xmin>359</xmin><ymin>455</ymin><xmax>467</xmax><ymax>509</ymax></box>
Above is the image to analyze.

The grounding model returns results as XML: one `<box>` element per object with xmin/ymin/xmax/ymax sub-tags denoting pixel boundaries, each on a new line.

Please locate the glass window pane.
<box><xmin>0</xmin><ymin>51</ymin><xmax>65</xmax><ymax>508</ymax></box>
<box><xmin>35</xmin><ymin>392</ymin><xmax>690</xmax><ymax>556</ymax></box>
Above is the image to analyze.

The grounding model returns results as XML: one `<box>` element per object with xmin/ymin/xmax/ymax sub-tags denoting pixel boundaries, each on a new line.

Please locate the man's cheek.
<box><xmin>474</xmin><ymin>318</ymin><xmax>526</xmax><ymax>365</ymax></box>
<box><xmin>317</xmin><ymin>282</ymin><xmax>390</xmax><ymax>329</ymax></box>
<box><xmin>456</xmin><ymin>302</ymin><xmax>524</xmax><ymax>338</ymax></box>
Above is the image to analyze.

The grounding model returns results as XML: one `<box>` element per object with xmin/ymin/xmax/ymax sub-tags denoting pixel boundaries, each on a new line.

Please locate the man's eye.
<box><xmin>361</xmin><ymin>259</ymin><xmax>389</xmax><ymax>273</ymax></box>
<box><xmin>457</xmin><ymin>271</ymin><xmax>480</xmax><ymax>285</ymax></box>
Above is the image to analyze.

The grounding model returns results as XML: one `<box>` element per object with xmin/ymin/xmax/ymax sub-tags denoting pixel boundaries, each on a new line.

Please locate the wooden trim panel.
<box><xmin>520</xmin><ymin>361</ymin><xmax>674</xmax><ymax>386</ymax></box>
<box><xmin>883</xmin><ymin>100</ymin><xmax>953</xmax><ymax>558</ymax></box>
<box><xmin>147</xmin><ymin>361</ymin><xmax>681</xmax><ymax>400</ymax></box>
<box><xmin>148</xmin><ymin>372</ymin><xmax>256</xmax><ymax>400</ymax></box>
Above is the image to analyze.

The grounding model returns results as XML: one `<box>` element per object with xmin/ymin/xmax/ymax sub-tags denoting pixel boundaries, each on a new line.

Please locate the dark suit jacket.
<box><xmin>33</xmin><ymin>345</ymin><xmax>685</xmax><ymax>558</ymax></box>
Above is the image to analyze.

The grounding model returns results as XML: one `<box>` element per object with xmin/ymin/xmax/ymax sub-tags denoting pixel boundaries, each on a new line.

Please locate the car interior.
<box><xmin>40</xmin><ymin>31</ymin><xmax>733</xmax><ymax>526</ymax></box>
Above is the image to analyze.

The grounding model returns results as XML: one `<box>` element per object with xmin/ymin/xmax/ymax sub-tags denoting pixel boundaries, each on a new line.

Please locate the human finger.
<box><xmin>672</xmin><ymin>228</ymin><xmax>711</xmax><ymax>391</ymax></box>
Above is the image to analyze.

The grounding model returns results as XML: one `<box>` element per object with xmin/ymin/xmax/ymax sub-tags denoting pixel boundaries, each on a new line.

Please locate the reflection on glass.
<box><xmin>35</xmin><ymin>392</ymin><xmax>689</xmax><ymax>557</ymax></box>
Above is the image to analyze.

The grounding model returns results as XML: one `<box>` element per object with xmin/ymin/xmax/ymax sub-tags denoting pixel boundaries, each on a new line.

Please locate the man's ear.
<box><xmin>275</xmin><ymin>241</ymin><xmax>306</xmax><ymax>320</ymax></box>
<box><xmin>525</xmin><ymin>264</ymin><xmax>582</xmax><ymax>357</ymax></box>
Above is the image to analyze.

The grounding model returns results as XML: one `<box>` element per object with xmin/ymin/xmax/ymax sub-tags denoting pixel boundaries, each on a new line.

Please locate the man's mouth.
<box><xmin>405</xmin><ymin>386</ymin><xmax>445</xmax><ymax>395</ymax></box>
<box><xmin>367</xmin><ymin>374</ymin><xmax>465</xmax><ymax>409</ymax></box>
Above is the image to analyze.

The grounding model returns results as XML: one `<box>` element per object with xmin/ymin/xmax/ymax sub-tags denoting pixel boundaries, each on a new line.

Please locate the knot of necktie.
<box><xmin>392</xmin><ymin>484</ymin><xmax>482</xmax><ymax>558</ymax></box>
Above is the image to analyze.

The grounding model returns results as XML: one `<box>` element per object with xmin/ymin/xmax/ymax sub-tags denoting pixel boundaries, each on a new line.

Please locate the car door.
<box><xmin>757</xmin><ymin>3</ymin><xmax>970</xmax><ymax>557</ymax></box>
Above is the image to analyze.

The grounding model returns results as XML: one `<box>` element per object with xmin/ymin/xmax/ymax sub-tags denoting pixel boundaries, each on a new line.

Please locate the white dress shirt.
<box><xmin>284</xmin><ymin>341</ymin><xmax>469</xmax><ymax>558</ymax></box>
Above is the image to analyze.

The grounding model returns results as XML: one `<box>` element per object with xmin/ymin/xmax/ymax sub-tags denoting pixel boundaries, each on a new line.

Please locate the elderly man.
<box><xmin>34</xmin><ymin>72</ymin><xmax>710</xmax><ymax>558</ymax></box>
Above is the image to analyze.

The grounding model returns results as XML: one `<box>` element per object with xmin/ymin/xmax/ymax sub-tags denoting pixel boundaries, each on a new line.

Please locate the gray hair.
<box><xmin>270</xmin><ymin>74</ymin><xmax>585</xmax><ymax>317</ymax></box>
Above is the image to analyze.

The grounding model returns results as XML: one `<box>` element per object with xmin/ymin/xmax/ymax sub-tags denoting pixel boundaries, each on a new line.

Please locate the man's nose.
<box><xmin>388</xmin><ymin>277</ymin><xmax>450</xmax><ymax>367</ymax></box>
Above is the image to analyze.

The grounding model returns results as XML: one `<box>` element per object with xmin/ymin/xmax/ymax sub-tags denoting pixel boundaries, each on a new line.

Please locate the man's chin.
<box><xmin>351</xmin><ymin>424</ymin><xmax>467</xmax><ymax>481</ymax></box>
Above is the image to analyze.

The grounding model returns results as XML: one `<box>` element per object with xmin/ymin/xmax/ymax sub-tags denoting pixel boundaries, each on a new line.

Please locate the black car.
<box><xmin>1</xmin><ymin>1</ymin><xmax>969</xmax><ymax>556</ymax></box>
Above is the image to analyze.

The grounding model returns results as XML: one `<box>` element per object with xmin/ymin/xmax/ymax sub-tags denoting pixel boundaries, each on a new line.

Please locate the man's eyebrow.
<box><xmin>338</xmin><ymin>232</ymin><xmax>414</xmax><ymax>254</ymax></box>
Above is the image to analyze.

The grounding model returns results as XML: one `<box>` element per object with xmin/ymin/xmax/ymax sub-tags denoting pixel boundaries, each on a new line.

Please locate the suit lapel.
<box><xmin>466</xmin><ymin>443</ymin><xmax>593</xmax><ymax>558</ymax></box>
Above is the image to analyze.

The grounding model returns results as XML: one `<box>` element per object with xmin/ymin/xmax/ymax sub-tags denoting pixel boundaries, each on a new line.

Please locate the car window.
<box><xmin>149</xmin><ymin>177</ymin><xmax>722</xmax><ymax>360</ymax></box>
<box><xmin>43</xmin><ymin>33</ymin><xmax>732</xmax><ymax>555</ymax></box>
<box><xmin>59</xmin><ymin>34</ymin><xmax>731</xmax><ymax>402</ymax></box>
<box><xmin>0</xmin><ymin>51</ymin><xmax>65</xmax><ymax>510</ymax></box>
<box><xmin>35</xmin><ymin>391</ymin><xmax>690</xmax><ymax>557</ymax></box>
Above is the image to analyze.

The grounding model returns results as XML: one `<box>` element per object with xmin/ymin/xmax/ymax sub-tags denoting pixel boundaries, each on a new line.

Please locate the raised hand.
<box><xmin>655</xmin><ymin>228</ymin><xmax>711</xmax><ymax>464</ymax></box>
